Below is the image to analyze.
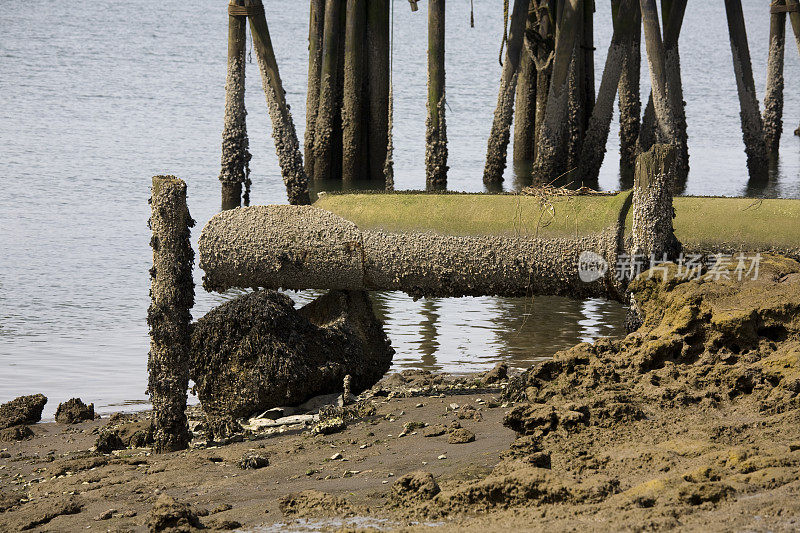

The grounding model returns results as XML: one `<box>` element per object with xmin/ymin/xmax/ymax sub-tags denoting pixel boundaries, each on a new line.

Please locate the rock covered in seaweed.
<box><xmin>190</xmin><ymin>290</ymin><xmax>393</xmax><ymax>438</ymax></box>
<box><xmin>55</xmin><ymin>398</ymin><xmax>95</xmax><ymax>424</ymax></box>
<box><xmin>0</xmin><ymin>394</ymin><xmax>47</xmax><ymax>430</ymax></box>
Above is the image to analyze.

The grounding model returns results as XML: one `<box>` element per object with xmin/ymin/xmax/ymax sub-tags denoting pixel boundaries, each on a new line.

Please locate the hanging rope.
<box><xmin>499</xmin><ymin>0</ymin><xmax>509</xmax><ymax>65</ymax></box>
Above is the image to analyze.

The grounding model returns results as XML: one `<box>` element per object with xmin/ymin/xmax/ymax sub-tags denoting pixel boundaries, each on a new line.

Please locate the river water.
<box><xmin>1</xmin><ymin>1</ymin><xmax>799</xmax><ymax>417</ymax></box>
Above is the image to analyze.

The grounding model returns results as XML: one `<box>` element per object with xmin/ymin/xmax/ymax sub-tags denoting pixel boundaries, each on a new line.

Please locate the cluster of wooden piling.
<box><xmin>305</xmin><ymin>0</ymin><xmax>391</xmax><ymax>186</ymax></box>
<box><xmin>218</xmin><ymin>0</ymin><xmax>310</xmax><ymax>209</ymax></box>
<box><xmin>483</xmin><ymin>0</ymin><xmax>800</xmax><ymax>191</ymax></box>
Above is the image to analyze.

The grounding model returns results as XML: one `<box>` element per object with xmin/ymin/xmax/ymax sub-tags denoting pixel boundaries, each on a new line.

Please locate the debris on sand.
<box><xmin>237</xmin><ymin>452</ymin><xmax>269</xmax><ymax>470</ymax></box>
<box><xmin>55</xmin><ymin>398</ymin><xmax>95</xmax><ymax>424</ymax></box>
<box><xmin>191</xmin><ymin>290</ymin><xmax>393</xmax><ymax>439</ymax></box>
<box><xmin>0</xmin><ymin>394</ymin><xmax>47</xmax><ymax>430</ymax></box>
<box><xmin>147</xmin><ymin>495</ymin><xmax>204</xmax><ymax>532</ymax></box>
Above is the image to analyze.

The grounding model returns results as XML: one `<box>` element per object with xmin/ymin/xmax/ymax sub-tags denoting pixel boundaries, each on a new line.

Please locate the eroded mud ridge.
<box><xmin>376</xmin><ymin>254</ymin><xmax>800</xmax><ymax>529</ymax></box>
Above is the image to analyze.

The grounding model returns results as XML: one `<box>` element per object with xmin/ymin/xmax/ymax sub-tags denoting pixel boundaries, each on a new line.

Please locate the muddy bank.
<box><xmin>2</xmin><ymin>256</ymin><xmax>800</xmax><ymax>531</ymax></box>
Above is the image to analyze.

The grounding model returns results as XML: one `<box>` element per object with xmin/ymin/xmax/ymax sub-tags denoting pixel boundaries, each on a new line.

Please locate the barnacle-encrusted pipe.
<box><xmin>148</xmin><ymin>176</ymin><xmax>195</xmax><ymax>452</ymax></box>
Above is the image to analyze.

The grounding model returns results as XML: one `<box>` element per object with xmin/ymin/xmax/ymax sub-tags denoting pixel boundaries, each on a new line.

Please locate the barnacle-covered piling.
<box><xmin>219</xmin><ymin>0</ymin><xmax>251</xmax><ymax>210</ymax></box>
<box><xmin>148</xmin><ymin>176</ymin><xmax>194</xmax><ymax>452</ymax></box>
<box><xmin>426</xmin><ymin>0</ymin><xmax>448</xmax><ymax>190</ymax></box>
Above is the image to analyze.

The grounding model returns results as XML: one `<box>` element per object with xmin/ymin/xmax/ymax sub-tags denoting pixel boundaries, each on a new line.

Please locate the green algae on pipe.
<box><xmin>313</xmin><ymin>192</ymin><xmax>800</xmax><ymax>256</ymax></box>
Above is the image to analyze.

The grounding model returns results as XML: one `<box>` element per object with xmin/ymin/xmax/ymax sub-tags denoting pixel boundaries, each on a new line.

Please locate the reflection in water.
<box><xmin>380</xmin><ymin>292</ymin><xmax>626</xmax><ymax>375</ymax></box>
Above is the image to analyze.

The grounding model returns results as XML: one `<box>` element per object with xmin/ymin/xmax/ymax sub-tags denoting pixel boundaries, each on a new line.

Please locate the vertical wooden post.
<box><xmin>513</xmin><ymin>1</ymin><xmax>537</xmax><ymax>163</ymax></box>
<box><xmin>578</xmin><ymin>0</ymin><xmax>639</xmax><ymax>184</ymax></box>
<box><xmin>426</xmin><ymin>0</ymin><xmax>448</xmax><ymax>190</ymax></box>
<box><xmin>483</xmin><ymin>0</ymin><xmax>534</xmax><ymax>184</ymax></box>
<box><xmin>366</xmin><ymin>0</ymin><xmax>390</xmax><ymax>182</ymax></box>
<box><xmin>148</xmin><ymin>176</ymin><xmax>194</xmax><ymax>452</ymax></box>
<box><xmin>342</xmin><ymin>0</ymin><xmax>367</xmax><ymax>183</ymax></box>
<box><xmin>580</xmin><ymin>0</ymin><xmax>595</xmax><ymax>133</ymax></box>
<box><xmin>618</xmin><ymin>5</ymin><xmax>641</xmax><ymax>182</ymax></box>
<box><xmin>220</xmin><ymin>0</ymin><xmax>251</xmax><ymax>211</ymax></box>
<box><xmin>631</xmin><ymin>145</ymin><xmax>680</xmax><ymax>261</ymax></box>
<box><xmin>305</xmin><ymin>0</ymin><xmax>325</xmax><ymax>178</ymax></box>
<box><xmin>246</xmin><ymin>0</ymin><xmax>311</xmax><ymax>205</ymax></box>
<box><xmin>789</xmin><ymin>0</ymin><xmax>800</xmax><ymax>135</ymax></box>
<box><xmin>531</xmin><ymin>0</ymin><xmax>583</xmax><ymax>184</ymax></box>
<box><xmin>724</xmin><ymin>0</ymin><xmax>769</xmax><ymax>180</ymax></box>
<box><xmin>314</xmin><ymin>0</ymin><xmax>345</xmax><ymax>183</ymax></box>
<box><xmin>764</xmin><ymin>0</ymin><xmax>787</xmax><ymax>154</ymax></box>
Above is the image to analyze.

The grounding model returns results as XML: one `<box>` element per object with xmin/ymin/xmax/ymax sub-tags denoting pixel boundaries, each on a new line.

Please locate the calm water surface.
<box><xmin>1</xmin><ymin>1</ymin><xmax>799</xmax><ymax>417</ymax></box>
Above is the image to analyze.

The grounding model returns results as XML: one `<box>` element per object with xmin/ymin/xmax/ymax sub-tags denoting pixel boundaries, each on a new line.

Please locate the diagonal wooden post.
<box><xmin>724</xmin><ymin>0</ymin><xmax>769</xmax><ymax>181</ymax></box>
<box><xmin>578</xmin><ymin>0</ymin><xmax>639</xmax><ymax>184</ymax></box>
<box><xmin>531</xmin><ymin>0</ymin><xmax>583</xmax><ymax>184</ymax></box>
<box><xmin>483</xmin><ymin>0</ymin><xmax>531</xmax><ymax>185</ymax></box>
<box><xmin>148</xmin><ymin>176</ymin><xmax>194</xmax><ymax>452</ymax></box>
<box><xmin>219</xmin><ymin>0</ymin><xmax>251</xmax><ymax>211</ymax></box>
<box><xmin>638</xmin><ymin>0</ymin><xmax>688</xmax><ymax>185</ymax></box>
<box><xmin>638</xmin><ymin>0</ymin><xmax>681</xmax><ymax>181</ymax></box>
<box><xmin>513</xmin><ymin>1</ymin><xmax>537</xmax><ymax>163</ymax></box>
<box><xmin>245</xmin><ymin>0</ymin><xmax>311</xmax><ymax>205</ymax></box>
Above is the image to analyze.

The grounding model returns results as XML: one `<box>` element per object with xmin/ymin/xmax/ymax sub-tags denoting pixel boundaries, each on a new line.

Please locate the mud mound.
<box><xmin>191</xmin><ymin>290</ymin><xmax>393</xmax><ymax>438</ymax></box>
<box><xmin>147</xmin><ymin>495</ymin><xmax>204</xmax><ymax>532</ymax></box>
<box><xmin>390</xmin><ymin>472</ymin><xmax>440</xmax><ymax>506</ymax></box>
<box><xmin>278</xmin><ymin>490</ymin><xmax>355</xmax><ymax>517</ymax></box>
<box><xmin>55</xmin><ymin>398</ymin><xmax>95</xmax><ymax>424</ymax></box>
<box><xmin>390</xmin><ymin>256</ymin><xmax>800</xmax><ymax>527</ymax></box>
<box><xmin>0</xmin><ymin>394</ymin><xmax>47</xmax><ymax>430</ymax></box>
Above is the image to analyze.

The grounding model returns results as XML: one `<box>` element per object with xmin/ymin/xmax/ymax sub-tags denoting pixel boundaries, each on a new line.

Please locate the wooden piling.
<box><xmin>764</xmin><ymin>0</ymin><xmax>787</xmax><ymax>154</ymax></box>
<box><xmin>219</xmin><ymin>0</ymin><xmax>251</xmax><ymax>211</ymax></box>
<box><xmin>787</xmin><ymin>0</ymin><xmax>800</xmax><ymax>54</ymax></box>
<box><xmin>314</xmin><ymin>0</ymin><xmax>345</xmax><ymax>183</ymax></box>
<box><xmin>639</xmin><ymin>0</ymin><xmax>688</xmax><ymax>185</ymax></box>
<box><xmin>342</xmin><ymin>0</ymin><xmax>367</xmax><ymax>183</ymax></box>
<box><xmin>246</xmin><ymin>0</ymin><xmax>311</xmax><ymax>205</ymax></box>
<box><xmin>305</xmin><ymin>0</ymin><xmax>325</xmax><ymax>178</ymax></box>
<box><xmin>148</xmin><ymin>176</ymin><xmax>194</xmax><ymax>452</ymax></box>
<box><xmin>531</xmin><ymin>0</ymin><xmax>583</xmax><ymax>184</ymax></box>
<box><xmin>366</xmin><ymin>0</ymin><xmax>391</xmax><ymax>182</ymax></box>
<box><xmin>513</xmin><ymin>2</ymin><xmax>537</xmax><ymax>163</ymax></box>
<box><xmin>618</xmin><ymin>5</ymin><xmax>641</xmax><ymax>182</ymax></box>
<box><xmin>578</xmin><ymin>0</ymin><xmax>639</xmax><ymax>184</ymax></box>
<box><xmin>483</xmin><ymin>0</ymin><xmax>531</xmax><ymax>184</ymax></box>
<box><xmin>724</xmin><ymin>0</ymin><xmax>769</xmax><ymax>181</ymax></box>
<box><xmin>426</xmin><ymin>0</ymin><xmax>448</xmax><ymax>190</ymax></box>
<box><xmin>631</xmin><ymin>144</ymin><xmax>680</xmax><ymax>261</ymax></box>
<box><xmin>533</xmin><ymin>1</ymin><xmax>555</xmax><ymax>163</ymax></box>
<box><xmin>638</xmin><ymin>0</ymin><xmax>680</xmax><ymax>171</ymax></box>
<box><xmin>580</xmin><ymin>0</ymin><xmax>595</xmax><ymax>133</ymax></box>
